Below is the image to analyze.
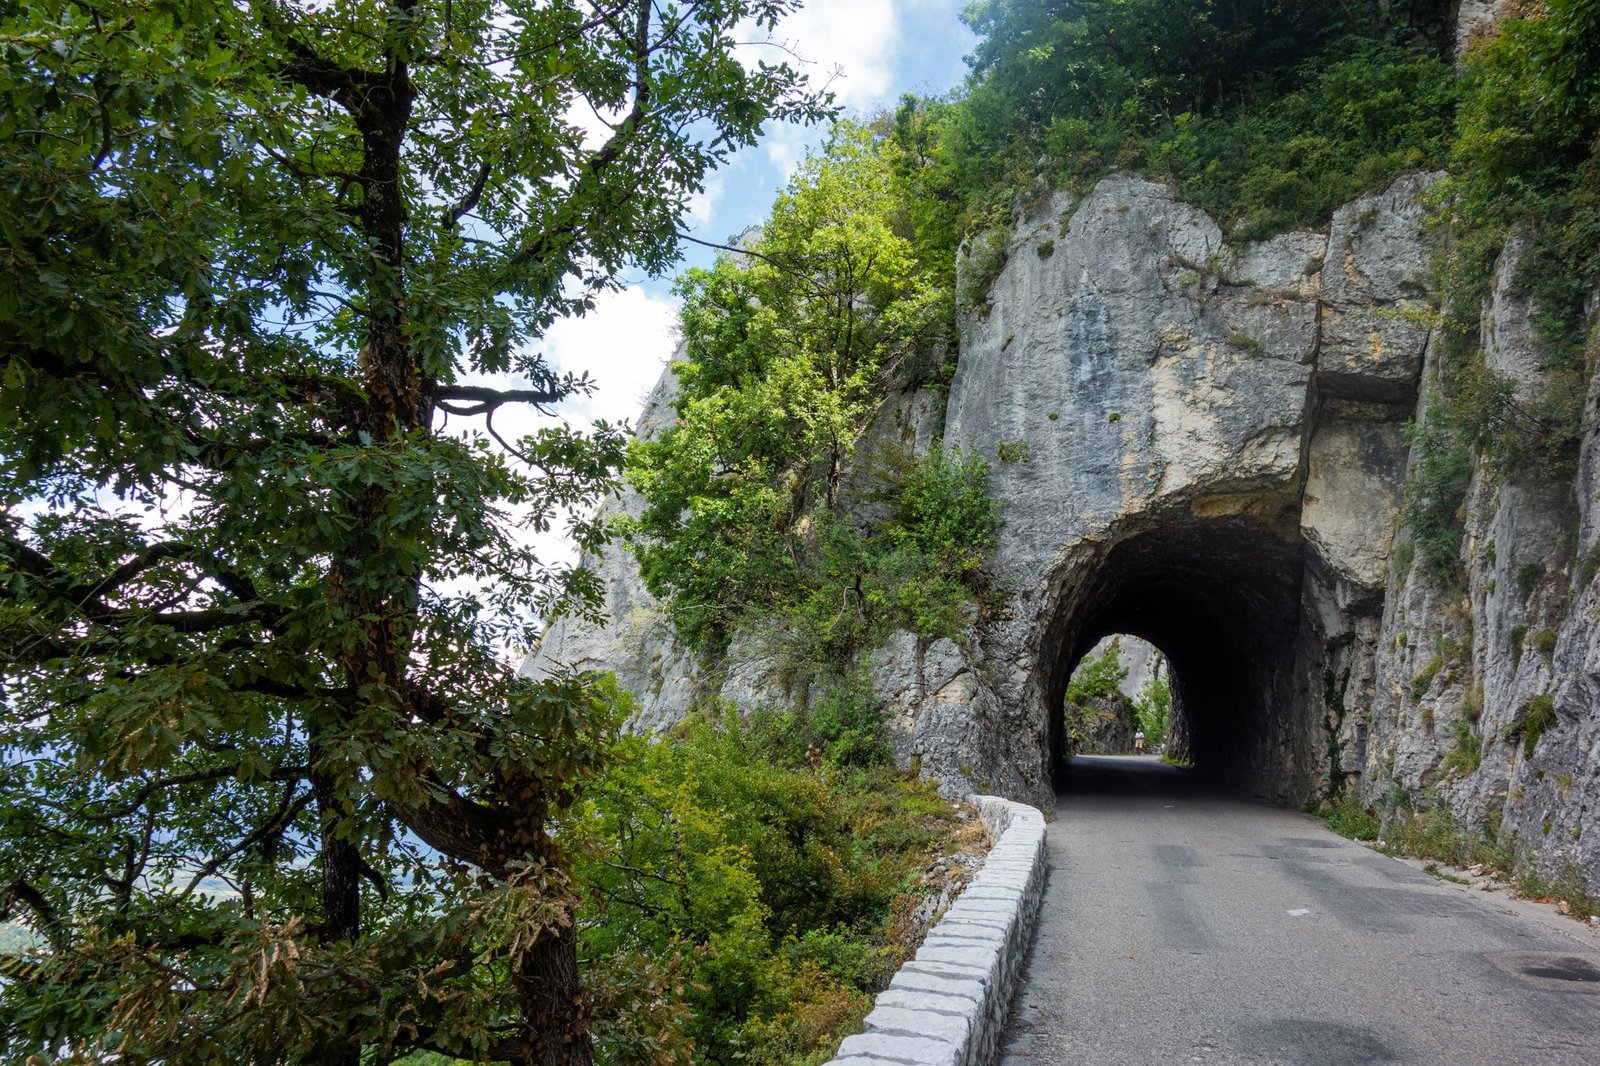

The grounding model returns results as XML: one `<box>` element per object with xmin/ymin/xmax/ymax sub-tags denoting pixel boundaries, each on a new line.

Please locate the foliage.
<box><xmin>572</xmin><ymin>714</ymin><xmax>967</xmax><ymax>1065</ymax></box>
<box><xmin>745</xmin><ymin>674</ymin><xmax>894</xmax><ymax>771</ymax></box>
<box><xmin>751</xmin><ymin>445</ymin><xmax>996</xmax><ymax>688</ymax></box>
<box><xmin>1144</xmin><ymin>43</ymin><xmax>1458</xmax><ymax>240</ymax></box>
<box><xmin>1132</xmin><ymin>672</ymin><xmax>1172</xmax><ymax>747</ymax></box>
<box><xmin>1065</xmin><ymin>643</ymin><xmax>1128</xmax><ymax>706</ymax></box>
<box><xmin>1400</xmin><ymin>411</ymin><xmax>1473</xmax><ymax>585</ymax></box>
<box><xmin>1320</xmin><ymin>793</ymin><xmax>1380</xmax><ymax>841</ymax></box>
<box><xmin>1413</xmin><ymin>3</ymin><xmax>1600</xmax><ymax>511</ymax></box>
<box><xmin>1442</xmin><ymin>719</ymin><xmax>1483</xmax><ymax>777</ymax></box>
<box><xmin>887</xmin><ymin>0</ymin><xmax>1457</xmax><ymax>245</ymax></box>
<box><xmin>1505</xmin><ymin>693</ymin><xmax>1559</xmax><ymax>758</ymax></box>
<box><xmin>1410</xmin><ymin>655</ymin><xmax>1444</xmax><ymax>702</ymax></box>
<box><xmin>1528</xmin><ymin>628</ymin><xmax>1559</xmax><ymax>664</ymax></box>
<box><xmin>0</xmin><ymin>1</ymin><xmax>827</xmax><ymax>1062</ymax></box>
<box><xmin>626</xmin><ymin>128</ymin><xmax>959</xmax><ymax>654</ymax></box>
<box><xmin>1378</xmin><ymin>794</ymin><xmax>1509</xmax><ymax>871</ymax></box>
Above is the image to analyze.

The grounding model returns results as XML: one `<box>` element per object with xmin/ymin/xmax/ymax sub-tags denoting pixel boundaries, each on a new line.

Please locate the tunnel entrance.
<box><xmin>1041</xmin><ymin>506</ymin><xmax>1312</xmax><ymax>796</ymax></box>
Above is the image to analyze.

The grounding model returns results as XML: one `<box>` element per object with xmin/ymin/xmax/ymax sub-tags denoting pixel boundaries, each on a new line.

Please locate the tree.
<box><xmin>1133</xmin><ymin>672</ymin><xmax>1172</xmax><ymax>748</ymax></box>
<box><xmin>0</xmin><ymin>1</ymin><xmax>827</xmax><ymax>1063</ymax></box>
<box><xmin>1064</xmin><ymin>642</ymin><xmax>1127</xmax><ymax>706</ymax></box>
<box><xmin>626</xmin><ymin>126</ymin><xmax>950</xmax><ymax>651</ymax></box>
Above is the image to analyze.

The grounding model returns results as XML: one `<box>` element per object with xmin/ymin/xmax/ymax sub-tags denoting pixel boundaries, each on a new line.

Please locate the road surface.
<box><xmin>999</xmin><ymin>755</ymin><xmax>1600</xmax><ymax>1065</ymax></box>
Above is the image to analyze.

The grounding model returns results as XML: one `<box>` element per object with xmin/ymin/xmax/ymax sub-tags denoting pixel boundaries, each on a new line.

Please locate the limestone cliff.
<box><xmin>1361</xmin><ymin>234</ymin><xmax>1600</xmax><ymax>895</ymax></box>
<box><xmin>523</xmin><ymin>0</ymin><xmax>1600</xmax><ymax>905</ymax></box>
<box><xmin>527</xmin><ymin>170</ymin><xmax>1435</xmax><ymax>805</ymax></box>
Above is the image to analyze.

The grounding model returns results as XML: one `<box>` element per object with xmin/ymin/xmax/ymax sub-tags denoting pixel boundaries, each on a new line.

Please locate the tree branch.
<box><xmin>432</xmin><ymin>384</ymin><xmax>565</xmax><ymax>415</ymax></box>
<box><xmin>443</xmin><ymin>157</ymin><xmax>493</xmax><ymax>228</ymax></box>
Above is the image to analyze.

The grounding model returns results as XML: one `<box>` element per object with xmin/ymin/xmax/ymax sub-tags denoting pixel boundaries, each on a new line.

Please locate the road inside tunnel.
<box><xmin>999</xmin><ymin>756</ymin><xmax>1600</xmax><ymax>1066</ymax></box>
<box><xmin>1045</xmin><ymin>510</ymin><xmax>1313</xmax><ymax>798</ymax></box>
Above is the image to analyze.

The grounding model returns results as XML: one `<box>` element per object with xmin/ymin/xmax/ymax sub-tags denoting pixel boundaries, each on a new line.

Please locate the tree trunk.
<box><xmin>514</xmin><ymin>919</ymin><xmax>595</xmax><ymax>1066</ymax></box>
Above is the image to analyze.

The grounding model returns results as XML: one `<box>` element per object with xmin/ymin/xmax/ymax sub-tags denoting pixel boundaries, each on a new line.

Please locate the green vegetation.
<box><xmin>1062</xmin><ymin>641</ymin><xmax>1172</xmax><ymax>752</ymax></box>
<box><xmin>1442</xmin><ymin>718</ymin><xmax>1484</xmax><ymax>777</ymax></box>
<box><xmin>1320</xmin><ymin>792</ymin><xmax>1381</xmax><ymax>841</ymax></box>
<box><xmin>625</xmin><ymin>128</ymin><xmax>991</xmax><ymax>664</ymax></box>
<box><xmin>1061</xmin><ymin>642</ymin><xmax>1130</xmax><ymax>753</ymax></box>
<box><xmin>1065</xmin><ymin>643</ymin><xmax>1129</xmax><ymax>705</ymax></box>
<box><xmin>576</xmin><ymin>714</ymin><xmax>974</xmax><ymax>1065</ymax></box>
<box><xmin>1402</xmin><ymin>3</ymin><xmax>1600</xmax><ymax>573</ymax></box>
<box><xmin>0</xmin><ymin>0</ymin><xmax>827</xmax><ymax>1062</ymax></box>
<box><xmin>1323</xmin><ymin>788</ymin><xmax>1600</xmax><ymax>922</ymax></box>
<box><xmin>1410</xmin><ymin>655</ymin><xmax>1444</xmax><ymax>701</ymax></box>
<box><xmin>1133</xmin><ymin>673</ymin><xmax>1173</xmax><ymax>748</ymax></box>
<box><xmin>1505</xmin><ymin>693</ymin><xmax>1559</xmax><ymax>758</ymax></box>
<box><xmin>902</xmin><ymin>1</ymin><xmax>1457</xmax><ymax>242</ymax></box>
<box><xmin>1400</xmin><ymin>412</ymin><xmax>1473</xmax><ymax>585</ymax></box>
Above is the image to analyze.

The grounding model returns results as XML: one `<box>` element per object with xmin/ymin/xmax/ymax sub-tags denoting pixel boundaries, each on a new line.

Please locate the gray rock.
<box><xmin>521</xmin><ymin>168</ymin><xmax>1600</xmax><ymax>895</ymax></box>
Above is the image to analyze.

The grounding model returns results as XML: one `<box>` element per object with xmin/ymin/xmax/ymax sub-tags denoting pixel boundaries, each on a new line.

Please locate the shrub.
<box><xmin>1066</xmin><ymin>643</ymin><xmax>1129</xmax><ymax>705</ymax></box>
<box><xmin>1442</xmin><ymin>719</ymin><xmax>1484</xmax><ymax>777</ymax></box>
<box><xmin>576</xmin><ymin>718</ymin><xmax>967</xmax><ymax>1063</ymax></box>
<box><xmin>1400</xmin><ymin>412</ymin><xmax>1472</xmax><ymax>587</ymax></box>
<box><xmin>1133</xmin><ymin>673</ymin><xmax>1173</xmax><ymax>747</ymax></box>
<box><xmin>1322</xmin><ymin>792</ymin><xmax>1380</xmax><ymax>841</ymax></box>
<box><xmin>1410</xmin><ymin>656</ymin><xmax>1443</xmax><ymax>701</ymax></box>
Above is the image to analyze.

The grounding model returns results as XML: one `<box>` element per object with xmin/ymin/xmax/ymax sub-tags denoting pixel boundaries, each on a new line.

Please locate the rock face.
<box><xmin>527</xmin><ymin>171</ymin><xmax>1433</xmax><ymax>805</ymax></box>
<box><xmin>516</xmin><ymin>365</ymin><xmax>697</xmax><ymax>733</ymax></box>
<box><xmin>1360</xmin><ymin>235</ymin><xmax>1600</xmax><ymax>894</ymax></box>
<box><xmin>524</xmin><ymin>170</ymin><xmax>1600</xmax><ymax>895</ymax></box>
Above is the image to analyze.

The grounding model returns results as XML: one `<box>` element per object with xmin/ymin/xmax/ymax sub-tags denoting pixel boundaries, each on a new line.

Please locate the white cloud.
<box><xmin>435</xmin><ymin>285</ymin><xmax>680</xmax><ymax>655</ymax></box>
<box><xmin>685</xmin><ymin>173</ymin><xmax>726</xmax><ymax>232</ymax></box>
<box><xmin>738</xmin><ymin>0</ymin><xmax>901</xmax><ymax>115</ymax></box>
<box><xmin>762</xmin><ymin>123</ymin><xmax>813</xmax><ymax>177</ymax></box>
<box><xmin>540</xmin><ymin>285</ymin><xmax>679</xmax><ymax>429</ymax></box>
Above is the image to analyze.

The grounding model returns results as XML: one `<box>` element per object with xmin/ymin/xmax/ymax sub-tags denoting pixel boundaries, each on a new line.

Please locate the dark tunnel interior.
<box><xmin>1047</xmin><ymin>513</ymin><xmax>1308</xmax><ymax>791</ymax></box>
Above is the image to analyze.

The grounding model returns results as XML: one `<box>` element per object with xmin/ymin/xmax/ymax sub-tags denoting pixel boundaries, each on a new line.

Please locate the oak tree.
<box><xmin>0</xmin><ymin>1</ymin><xmax>827</xmax><ymax>1062</ymax></box>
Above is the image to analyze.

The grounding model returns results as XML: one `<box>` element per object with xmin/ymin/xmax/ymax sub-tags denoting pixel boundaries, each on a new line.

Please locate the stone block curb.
<box><xmin>821</xmin><ymin>795</ymin><xmax>1047</xmax><ymax>1066</ymax></box>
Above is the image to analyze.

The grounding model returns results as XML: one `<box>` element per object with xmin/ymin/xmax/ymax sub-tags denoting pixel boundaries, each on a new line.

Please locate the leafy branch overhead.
<box><xmin>0</xmin><ymin>0</ymin><xmax>828</xmax><ymax>1063</ymax></box>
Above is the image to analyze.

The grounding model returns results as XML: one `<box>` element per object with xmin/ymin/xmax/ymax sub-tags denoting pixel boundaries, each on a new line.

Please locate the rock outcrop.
<box><xmin>1361</xmin><ymin>234</ymin><xmax>1600</xmax><ymax>894</ymax></box>
<box><xmin>526</xmin><ymin>170</ymin><xmax>1437</xmax><ymax>809</ymax></box>
<box><xmin>525</xmin><ymin>124</ymin><xmax>1600</xmax><ymax>897</ymax></box>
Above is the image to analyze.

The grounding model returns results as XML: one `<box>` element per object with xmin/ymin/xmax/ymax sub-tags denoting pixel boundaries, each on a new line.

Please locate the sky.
<box><xmin>482</xmin><ymin>0</ymin><xmax>979</xmax><ymax>626</ymax></box>
<box><xmin>538</xmin><ymin>0</ymin><xmax>978</xmax><ymax>436</ymax></box>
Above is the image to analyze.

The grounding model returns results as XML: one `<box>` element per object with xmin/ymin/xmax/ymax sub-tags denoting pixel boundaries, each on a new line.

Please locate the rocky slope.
<box><xmin>1361</xmin><ymin>233</ymin><xmax>1600</xmax><ymax>893</ymax></box>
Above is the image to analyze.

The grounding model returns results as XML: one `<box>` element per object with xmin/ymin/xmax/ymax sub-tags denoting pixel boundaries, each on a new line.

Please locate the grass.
<box><xmin>1320</xmin><ymin>793</ymin><xmax>1599</xmax><ymax>922</ymax></box>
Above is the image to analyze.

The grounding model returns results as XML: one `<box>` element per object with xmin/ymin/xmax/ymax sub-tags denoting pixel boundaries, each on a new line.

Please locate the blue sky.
<box><xmin>535</xmin><ymin>0</ymin><xmax>978</xmax><ymax>433</ymax></box>
<box><xmin>478</xmin><ymin>0</ymin><xmax>978</xmax><ymax>631</ymax></box>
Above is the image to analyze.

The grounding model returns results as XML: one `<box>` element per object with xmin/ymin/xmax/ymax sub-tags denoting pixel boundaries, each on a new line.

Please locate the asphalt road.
<box><xmin>998</xmin><ymin>755</ymin><xmax>1600</xmax><ymax>1066</ymax></box>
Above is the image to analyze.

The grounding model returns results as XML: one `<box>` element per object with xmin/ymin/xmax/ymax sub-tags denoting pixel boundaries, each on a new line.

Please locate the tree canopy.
<box><xmin>0</xmin><ymin>1</ymin><xmax>826</xmax><ymax>1063</ymax></box>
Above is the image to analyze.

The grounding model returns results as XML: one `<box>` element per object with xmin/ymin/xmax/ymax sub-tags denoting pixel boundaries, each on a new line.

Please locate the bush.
<box><xmin>1442</xmin><ymin>719</ymin><xmax>1483</xmax><ymax>777</ymax></box>
<box><xmin>1322</xmin><ymin>792</ymin><xmax>1381</xmax><ymax>841</ymax></box>
<box><xmin>575</xmin><ymin>717</ymin><xmax>966</xmax><ymax>1064</ymax></box>
<box><xmin>1133</xmin><ymin>673</ymin><xmax>1173</xmax><ymax>747</ymax></box>
<box><xmin>1066</xmin><ymin>643</ymin><xmax>1127</xmax><ymax>705</ymax></box>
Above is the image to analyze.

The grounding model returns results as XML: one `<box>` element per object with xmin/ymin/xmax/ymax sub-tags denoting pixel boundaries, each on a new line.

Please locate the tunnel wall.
<box><xmin>888</xmin><ymin>173</ymin><xmax>1429</xmax><ymax>806</ymax></box>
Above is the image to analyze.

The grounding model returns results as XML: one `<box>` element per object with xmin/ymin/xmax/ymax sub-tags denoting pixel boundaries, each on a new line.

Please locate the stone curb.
<box><xmin>823</xmin><ymin>795</ymin><xmax>1047</xmax><ymax>1066</ymax></box>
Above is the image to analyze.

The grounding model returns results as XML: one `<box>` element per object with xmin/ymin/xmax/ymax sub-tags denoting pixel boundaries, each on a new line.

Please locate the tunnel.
<box><xmin>1042</xmin><ymin>505</ymin><xmax>1313</xmax><ymax>796</ymax></box>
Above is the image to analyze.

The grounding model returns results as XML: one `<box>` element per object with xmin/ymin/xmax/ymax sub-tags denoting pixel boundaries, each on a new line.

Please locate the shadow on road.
<box><xmin>1057</xmin><ymin>753</ymin><xmax>1222</xmax><ymax>802</ymax></box>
